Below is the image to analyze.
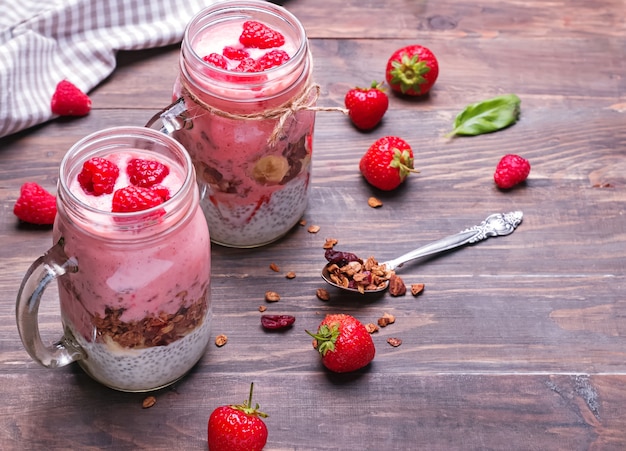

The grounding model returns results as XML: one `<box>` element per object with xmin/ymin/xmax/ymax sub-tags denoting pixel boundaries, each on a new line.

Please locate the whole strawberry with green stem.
<box><xmin>385</xmin><ymin>44</ymin><xmax>439</xmax><ymax>96</ymax></box>
<box><xmin>307</xmin><ymin>314</ymin><xmax>375</xmax><ymax>373</ymax></box>
<box><xmin>359</xmin><ymin>136</ymin><xmax>419</xmax><ymax>191</ymax></box>
<box><xmin>344</xmin><ymin>81</ymin><xmax>389</xmax><ymax>130</ymax></box>
<box><xmin>208</xmin><ymin>383</ymin><xmax>268</xmax><ymax>451</ymax></box>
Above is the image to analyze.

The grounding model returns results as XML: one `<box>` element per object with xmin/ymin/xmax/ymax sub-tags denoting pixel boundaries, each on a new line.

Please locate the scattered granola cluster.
<box><xmin>208</xmin><ymin>222</ymin><xmax>424</xmax><ymax>362</ymax></box>
<box><xmin>365</xmin><ymin>312</ymin><xmax>403</xmax><ymax>347</ymax></box>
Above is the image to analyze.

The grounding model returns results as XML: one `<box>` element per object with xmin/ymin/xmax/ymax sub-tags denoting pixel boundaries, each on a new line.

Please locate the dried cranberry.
<box><xmin>324</xmin><ymin>248</ymin><xmax>361</xmax><ymax>265</ymax></box>
<box><xmin>261</xmin><ymin>315</ymin><xmax>295</xmax><ymax>330</ymax></box>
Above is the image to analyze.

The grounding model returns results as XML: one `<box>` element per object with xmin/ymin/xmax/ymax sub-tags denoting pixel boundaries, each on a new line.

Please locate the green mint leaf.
<box><xmin>446</xmin><ymin>94</ymin><xmax>521</xmax><ymax>138</ymax></box>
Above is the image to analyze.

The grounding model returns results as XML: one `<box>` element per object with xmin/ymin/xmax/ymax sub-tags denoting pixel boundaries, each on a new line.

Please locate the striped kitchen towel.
<box><xmin>0</xmin><ymin>0</ymin><xmax>222</xmax><ymax>138</ymax></box>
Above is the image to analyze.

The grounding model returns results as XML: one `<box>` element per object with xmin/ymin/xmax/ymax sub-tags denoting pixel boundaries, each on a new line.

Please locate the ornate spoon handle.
<box><xmin>383</xmin><ymin>211</ymin><xmax>523</xmax><ymax>271</ymax></box>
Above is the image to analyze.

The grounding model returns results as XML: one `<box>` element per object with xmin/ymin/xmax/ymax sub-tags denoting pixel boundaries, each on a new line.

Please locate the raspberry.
<box><xmin>50</xmin><ymin>80</ymin><xmax>92</xmax><ymax>116</ymax></box>
<box><xmin>111</xmin><ymin>186</ymin><xmax>165</xmax><ymax>213</ymax></box>
<box><xmin>494</xmin><ymin>154</ymin><xmax>531</xmax><ymax>189</ymax></box>
<box><xmin>13</xmin><ymin>182</ymin><xmax>57</xmax><ymax>225</ymax></box>
<box><xmin>234</xmin><ymin>57</ymin><xmax>261</xmax><ymax>73</ymax></box>
<box><xmin>203</xmin><ymin>53</ymin><xmax>228</xmax><ymax>69</ymax></box>
<box><xmin>150</xmin><ymin>185</ymin><xmax>171</xmax><ymax>202</ymax></box>
<box><xmin>77</xmin><ymin>157</ymin><xmax>120</xmax><ymax>195</ymax></box>
<box><xmin>239</xmin><ymin>20</ymin><xmax>285</xmax><ymax>49</ymax></box>
<box><xmin>127</xmin><ymin>158</ymin><xmax>170</xmax><ymax>188</ymax></box>
<box><xmin>222</xmin><ymin>46</ymin><xmax>250</xmax><ymax>61</ymax></box>
<box><xmin>257</xmin><ymin>49</ymin><xmax>290</xmax><ymax>70</ymax></box>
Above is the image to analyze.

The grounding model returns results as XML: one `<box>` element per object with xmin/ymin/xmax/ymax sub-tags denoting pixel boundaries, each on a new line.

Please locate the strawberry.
<box><xmin>307</xmin><ymin>314</ymin><xmax>375</xmax><ymax>373</ymax></box>
<box><xmin>359</xmin><ymin>136</ymin><xmax>418</xmax><ymax>191</ymax></box>
<box><xmin>13</xmin><ymin>182</ymin><xmax>57</xmax><ymax>225</ymax></box>
<box><xmin>203</xmin><ymin>53</ymin><xmax>228</xmax><ymax>69</ymax></box>
<box><xmin>77</xmin><ymin>157</ymin><xmax>120</xmax><ymax>196</ymax></box>
<box><xmin>207</xmin><ymin>383</ymin><xmax>268</xmax><ymax>451</ymax></box>
<box><xmin>111</xmin><ymin>186</ymin><xmax>165</xmax><ymax>213</ymax></box>
<box><xmin>127</xmin><ymin>158</ymin><xmax>170</xmax><ymax>188</ymax></box>
<box><xmin>50</xmin><ymin>80</ymin><xmax>92</xmax><ymax>116</ymax></box>
<box><xmin>257</xmin><ymin>49</ymin><xmax>290</xmax><ymax>70</ymax></box>
<box><xmin>344</xmin><ymin>81</ymin><xmax>389</xmax><ymax>130</ymax></box>
<box><xmin>494</xmin><ymin>154</ymin><xmax>531</xmax><ymax>189</ymax></box>
<box><xmin>222</xmin><ymin>46</ymin><xmax>250</xmax><ymax>61</ymax></box>
<box><xmin>385</xmin><ymin>45</ymin><xmax>439</xmax><ymax>96</ymax></box>
<box><xmin>239</xmin><ymin>20</ymin><xmax>285</xmax><ymax>49</ymax></box>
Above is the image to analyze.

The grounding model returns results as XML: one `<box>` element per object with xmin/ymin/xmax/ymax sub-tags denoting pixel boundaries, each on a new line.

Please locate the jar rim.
<box><xmin>58</xmin><ymin>126</ymin><xmax>197</xmax><ymax>234</ymax></box>
<box><xmin>180</xmin><ymin>0</ymin><xmax>310</xmax><ymax>100</ymax></box>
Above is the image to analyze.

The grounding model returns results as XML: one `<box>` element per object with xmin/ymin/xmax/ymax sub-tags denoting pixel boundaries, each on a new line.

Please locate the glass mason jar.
<box><xmin>16</xmin><ymin>127</ymin><xmax>212</xmax><ymax>392</ymax></box>
<box><xmin>150</xmin><ymin>0</ymin><xmax>316</xmax><ymax>248</ymax></box>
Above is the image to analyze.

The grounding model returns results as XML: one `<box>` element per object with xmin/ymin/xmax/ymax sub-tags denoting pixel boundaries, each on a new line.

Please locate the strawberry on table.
<box><xmin>307</xmin><ymin>314</ymin><xmax>375</xmax><ymax>373</ymax></box>
<box><xmin>359</xmin><ymin>136</ymin><xmax>418</xmax><ymax>191</ymax></box>
<box><xmin>50</xmin><ymin>80</ymin><xmax>92</xmax><ymax>116</ymax></box>
<box><xmin>13</xmin><ymin>182</ymin><xmax>57</xmax><ymax>225</ymax></box>
<box><xmin>385</xmin><ymin>44</ymin><xmax>439</xmax><ymax>96</ymax></box>
<box><xmin>208</xmin><ymin>383</ymin><xmax>268</xmax><ymax>451</ymax></box>
<box><xmin>344</xmin><ymin>81</ymin><xmax>389</xmax><ymax>130</ymax></box>
<box><xmin>494</xmin><ymin>154</ymin><xmax>531</xmax><ymax>189</ymax></box>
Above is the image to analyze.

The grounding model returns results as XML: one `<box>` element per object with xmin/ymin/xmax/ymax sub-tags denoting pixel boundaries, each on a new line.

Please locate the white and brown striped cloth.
<box><xmin>0</xmin><ymin>0</ymin><xmax>222</xmax><ymax>138</ymax></box>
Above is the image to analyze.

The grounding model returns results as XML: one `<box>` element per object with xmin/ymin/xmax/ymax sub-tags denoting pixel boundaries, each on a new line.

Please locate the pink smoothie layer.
<box><xmin>56</xmin><ymin>149</ymin><xmax>211</xmax><ymax>340</ymax></box>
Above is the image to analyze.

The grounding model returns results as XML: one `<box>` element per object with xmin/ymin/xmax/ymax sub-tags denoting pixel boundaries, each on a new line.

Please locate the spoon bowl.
<box><xmin>321</xmin><ymin>211</ymin><xmax>524</xmax><ymax>294</ymax></box>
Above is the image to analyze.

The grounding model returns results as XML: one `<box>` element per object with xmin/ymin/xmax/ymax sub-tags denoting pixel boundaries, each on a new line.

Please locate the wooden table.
<box><xmin>2</xmin><ymin>0</ymin><xmax>626</xmax><ymax>449</ymax></box>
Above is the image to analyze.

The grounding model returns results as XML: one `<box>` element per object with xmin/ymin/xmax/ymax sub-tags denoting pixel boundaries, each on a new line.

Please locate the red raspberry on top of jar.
<box><xmin>201</xmin><ymin>20</ymin><xmax>291</xmax><ymax>72</ymax></box>
<box><xmin>239</xmin><ymin>20</ymin><xmax>285</xmax><ymax>49</ymax></box>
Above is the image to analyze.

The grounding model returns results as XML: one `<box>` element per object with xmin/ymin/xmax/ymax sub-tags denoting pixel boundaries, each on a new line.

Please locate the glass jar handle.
<box><xmin>16</xmin><ymin>238</ymin><xmax>83</xmax><ymax>368</ymax></box>
<box><xmin>145</xmin><ymin>98</ymin><xmax>192</xmax><ymax>135</ymax></box>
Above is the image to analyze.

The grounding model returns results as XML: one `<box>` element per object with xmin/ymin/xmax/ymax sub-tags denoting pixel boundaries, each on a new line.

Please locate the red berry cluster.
<box><xmin>202</xmin><ymin>21</ymin><xmax>290</xmax><ymax>73</ymax></box>
<box><xmin>77</xmin><ymin>156</ymin><xmax>171</xmax><ymax>213</ymax></box>
<box><xmin>346</xmin><ymin>45</ymin><xmax>530</xmax><ymax>191</ymax></box>
<box><xmin>344</xmin><ymin>44</ymin><xmax>439</xmax><ymax>132</ymax></box>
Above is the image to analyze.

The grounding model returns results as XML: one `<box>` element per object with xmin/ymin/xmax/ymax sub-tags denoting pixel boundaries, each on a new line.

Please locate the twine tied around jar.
<box><xmin>177</xmin><ymin>77</ymin><xmax>348</xmax><ymax>146</ymax></box>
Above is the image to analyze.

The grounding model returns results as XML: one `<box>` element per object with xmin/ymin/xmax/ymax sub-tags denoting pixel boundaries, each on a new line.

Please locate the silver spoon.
<box><xmin>321</xmin><ymin>211</ymin><xmax>524</xmax><ymax>293</ymax></box>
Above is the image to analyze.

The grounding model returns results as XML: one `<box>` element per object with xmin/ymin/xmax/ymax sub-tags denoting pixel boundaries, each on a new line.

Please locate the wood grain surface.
<box><xmin>1</xmin><ymin>0</ymin><xmax>625</xmax><ymax>449</ymax></box>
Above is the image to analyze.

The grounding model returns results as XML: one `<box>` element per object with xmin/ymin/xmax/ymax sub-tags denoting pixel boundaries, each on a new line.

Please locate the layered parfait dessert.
<box><xmin>54</xmin><ymin>146</ymin><xmax>211</xmax><ymax>392</ymax></box>
<box><xmin>172</xmin><ymin>2</ymin><xmax>315</xmax><ymax>247</ymax></box>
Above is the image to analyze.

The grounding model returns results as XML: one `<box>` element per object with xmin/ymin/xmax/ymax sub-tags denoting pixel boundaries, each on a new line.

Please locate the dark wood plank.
<box><xmin>2</xmin><ymin>371</ymin><xmax>626</xmax><ymax>449</ymax></box>
<box><xmin>285</xmin><ymin>0</ymin><xmax>626</xmax><ymax>39</ymax></box>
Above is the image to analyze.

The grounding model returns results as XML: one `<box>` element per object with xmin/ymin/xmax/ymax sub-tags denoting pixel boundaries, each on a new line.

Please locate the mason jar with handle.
<box><xmin>147</xmin><ymin>0</ymin><xmax>317</xmax><ymax>248</ymax></box>
<box><xmin>16</xmin><ymin>126</ymin><xmax>212</xmax><ymax>392</ymax></box>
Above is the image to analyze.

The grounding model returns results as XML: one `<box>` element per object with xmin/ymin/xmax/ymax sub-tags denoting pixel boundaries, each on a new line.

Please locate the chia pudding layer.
<box><xmin>174</xmin><ymin>97</ymin><xmax>314</xmax><ymax>246</ymax></box>
<box><xmin>65</xmin><ymin>295</ymin><xmax>211</xmax><ymax>392</ymax></box>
